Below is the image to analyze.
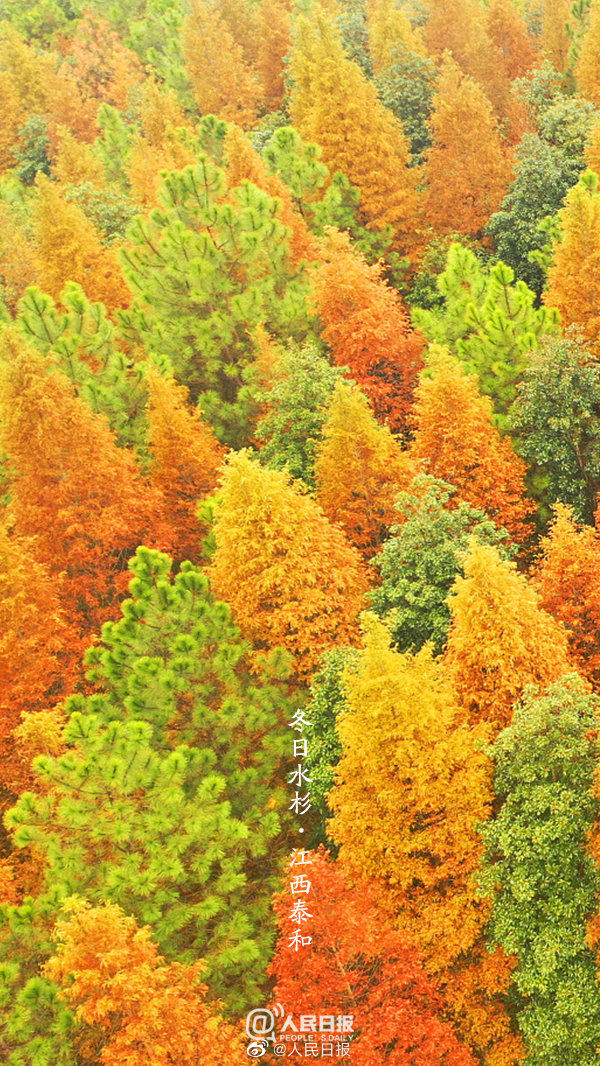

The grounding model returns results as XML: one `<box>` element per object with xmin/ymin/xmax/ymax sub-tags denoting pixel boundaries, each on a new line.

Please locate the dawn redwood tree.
<box><xmin>328</xmin><ymin>617</ymin><xmax>522</xmax><ymax>1064</ymax></box>
<box><xmin>45</xmin><ymin>900</ymin><xmax>246</xmax><ymax>1065</ymax></box>
<box><xmin>410</xmin><ymin>347</ymin><xmax>534</xmax><ymax>542</ymax></box>
<box><xmin>0</xmin><ymin>334</ymin><xmax>167</xmax><ymax>643</ymax></box>
<box><xmin>209</xmin><ymin>451</ymin><xmax>369</xmax><ymax>679</ymax></box>
<box><xmin>270</xmin><ymin>849</ymin><xmax>478</xmax><ymax>1066</ymax></box>
<box><xmin>314</xmin><ymin>380</ymin><xmax>416</xmax><ymax>558</ymax></box>
<box><xmin>445</xmin><ymin>541</ymin><xmax>572</xmax><ymax>733</ymax></box>
<box><xmin>312</xmin><ymin>228</ymin><xmax>424</xmax><ymax>435</ymax></box>
<box><xmin>146</xmin><ymin>368</ymin><xmax>225</xmax><ymax>564</ymax></box>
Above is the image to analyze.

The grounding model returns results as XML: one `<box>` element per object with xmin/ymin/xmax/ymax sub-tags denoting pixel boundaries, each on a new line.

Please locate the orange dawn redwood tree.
<box><xmin>45</xmin><ymin>899</ymin><xmax>246</xmax><ymax>1066</ymax></box>
<box><xmin>270</xmin><ymin>849</ymin><xmax>478</xmax><ymax>1066</ymax></box>
<box><xmin>540</xmin><ymin>0</ymin><xmax>574</xmax><ymax>72</ymax></box>
<box><xmin>209</xmin><ymin>451</ymin><xmax>369</xmax><ymax>679</ymax></box>
<box><xmin>290</xmin><ymin>8</ymin><xmax>420</xmax><ymax>254</ymax></box>
<box><xmin>32</xmin><ymin>175</ymin><xmax>130</xmax><ymax>311</ymax></box>
<box><xmin>314</xmin><ymin>380</ymin><xmax>416</xmax><ymax>558</ymax></box>
<box><xmin>577</xmin><ymin>0</ymin><xmax>600</xmax><ymax>106</ymax></box>
<box><xmin>312</xmin><ymin>229</ymin><xmax>424</xmax><ymax>434</ymax></box>
<box><xmin>59</xmin><ymin>12</ymin><xmax>143</xmax><ymax>110</ymax></box>
<box><xmin>410</xmin><ymin>347</ymin><xmax>533</xmax><ymax>542</ymax></box>
<box><xmin>445</xmin><ymin>541</ymin><xmax>573</xmax><ymax>732</ymax></box>
<box><xmin>182</xmin><ymin>0</ymin><xmax>264</xmax><ymax>128</ymax></box>
<box><xmin>257</xmin><ymin>0</ymin><xmax>291</xmax><ymax>111</ymax></box>
<box><xmin>424</xmin><ymin>56</ymin><xmax>511</xmax><ymax>240</ymax></box>
<box><xmin>0</xmin><ymin>335</ymin><xmax>167</xmax><ymax>644</ymax></box>
<box><xmin>146</xmin><ymin>368</ymin><xmax>225</xmax><ymax>563</ymax></box>
<box><xmin>545</xmin><ymin>171</ymin><xmax>600</xmax><ymax>353</ymax></box>
<box><xmin>328</xmin><ymin>617</ymin><xmax>522</xmax><ymax>1065</ymax></box>
<box><xmin>0</xmin><ymin>523</ymin><xmax>75</xmax><ymax>803</ymax></box>
<box><xmin>533</xmin><ymin>503</ymin><xmax>600</xmax><ymax>687</ymax></box>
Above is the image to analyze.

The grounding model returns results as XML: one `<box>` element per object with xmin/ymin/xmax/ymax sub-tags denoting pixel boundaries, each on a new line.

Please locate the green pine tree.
<box><xmin>119</xmin><ymin>157</ymin><xmax>314</xmax><ymax>446</ymax></box>
<box><xmin>2</xmin><ymin>547</ymin><xmax>295</xmax><ymax>1029</ymax></box>
<box><xmin>481</xmin><ymin>677</ymin><xmax>600</xmax><ymax>1066</ymax></box>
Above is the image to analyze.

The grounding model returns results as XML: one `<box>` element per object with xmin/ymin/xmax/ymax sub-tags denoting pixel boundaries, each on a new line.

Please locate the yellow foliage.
<box><xmin>545</xmin><ymin>172</ymin><xmax>600</xmax><ymax>354</ymax></box>
<box><xmin>445</xmin><ymin>541</ymin><xmax>573</xmax><ymax>732</ymax></box>
<box><xmin>314</xmin><ymin>380</ymin><xmax>416</xmax><ymax>557</ymax></box>
<box><xmin>329</xmin><ymin>616</ymin><xmax>522</xmax><ymax>1063</ymax></box>
<box><xmin>367</xmin><ymin>0</ymin><xmax>426</xmax><ymax>74</ymax></box>
<box><xmin>290</xmin><ymin>6</ymin><xmax>420</xmax><ymax>254</ymax></box>
<box><xmin>209</xmin><ymin>451</ymin><xmax>369</xmax><ymax>678</ymax></box>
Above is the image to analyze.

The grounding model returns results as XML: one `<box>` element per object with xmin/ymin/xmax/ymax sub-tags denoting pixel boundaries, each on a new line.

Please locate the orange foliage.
<box><xmin>0</xmin><ymin>523</ymin><xmax>74</xmax><ymax>800</ymax></box>
<box><xmin>424</xmin><ymin>56</ymin><xmax>512</xmax><ymax>240</ymax></box>
<box><xmin>271</xmin><ymin>849</ymin><xmax>479</xmax><ymax>1066</ymax></box>
<box><xmin>486</xmin><ymin>0</ymin><xmax>539</xmax><ymax>80</ymax></box>
<box><xmin>32</xmin><ymin>175</ymin><xmax>130</xmax><ymax>310</ymax></box>
<box><xmin>312</xmin><ymin>229</ymin><xmax>424</xmax><ymax>434</ymax></box>
<box><xmin>424</xmin><ymin>0</ymin><xmax>493</xmax><ymax>80</ymax></box>
<box><xmin>182</xmin><ymin>0</ymin><xmax>264</xmax><ymax>128</ymax></box>
<box><xmin>224</xmin><ymin>123</ymin><xmax>317</xmax><ymax>263</ymax></box>
<box><xmin>410</xmin><ymin>347</ymin><xmax>533</xmax><ymax>542</ymax></box>
<box><xmin>328</xmin><ymin>618</ymin><xmax>522</xmax><ymax>1065</ymax></box>
<box><xmin>0</xmin><ymin>335</ymin><xmax>166</xmax><ymax>642</ymax></box>
<box><xmin>257</xmin><ymin>0</ymin><xmax>292</xmax><ymax>110</ymax></box>
<box><xmin>290</xmin><ymin>8</ymin><xmax>421</xmax><ymax>254</ymax></box>
<box><xmin>540</xmin><ymin>0</ymin><xmax>573</xmax><ymax>72</ymax></box>
<box><xmin>209</xmin><ymin>451</ymin><xmax>369</xmax><ymax>679</ymax></box>
<box><xmin>45</xmin><ymin>900</ymin><xmax>246</xmax><ymax>1066</ymax></box>
<box><xmin>314</xmin><ymin>380</ymin><xmax>416</xmax><ymax>557</ymax></box>
<box><xmin>577</xmin><ymin>1</ymin><xmax>600</xmax><ymax>107</ymax></box>
<box><xmin>146</xmin><ymin>369</ymin><xmax>225</xmax><ymax>564</ymax></box>
<box><xmin>445</xmin><ymin>541</ymin><xmax>573</xmax><ymax>733</ymax></box>
<box><xmin>59</xmin><ymin>13</ymin><xmax>143</xmax><ymax>109</ymax></box>
<box><xmin>533</xmin><ymin>504</ymin><xmax>600</xmax><ymax>687</ymax></box>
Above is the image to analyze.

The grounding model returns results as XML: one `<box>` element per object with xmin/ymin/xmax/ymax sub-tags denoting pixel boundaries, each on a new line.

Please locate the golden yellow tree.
<box><xmin>209</xmin><ymin>451</ymin><xmax>369</xmax><ymax>678</ymax></box>
<box><xmin>541</xmin><ymin>0</ymin><xmax>574</xmax><ymax>72</ymax></box>
<box><xmin>290</xmin><ymin>7</ymin><xmax>420</xmax><ymax>254</ymax></box>
<box><xmin>32</xmin><ymin>175</ymin><xmax>130</xmax><ymax>310</ymax></box>
<box><xmin>182</xmin><ymin>0</ymin><xmax>264</xmax><ymax>128</ymax></box>
<box><xmin>545</xmin><ymin>170</ymin><xmax>600</xmax><ymax>353</ymax></box>
<box><xmin>577</xmin><ymin>0</ymin><xmax>600</xmax><ymax>105</ymax></box>
<box><xmin>445</xmin><ymin>541</ymin><xmax>573</xmax><ymax>733</ymax></box>
<box><xmin>127</xmin><ymin>81</ymin><xmax>196</xmax><ymax>208</ymax></box>
<box><xmin>329</xmin><ymin>616</ymin><xmax>523</xmax><ymax>1066</ymax></box>
<box><xmin>367</xmin><ymin>0</ymin><xmax>426</xmax><ymax>74</ymax></box>
<box><xmin>314</xmin><ymin>380</ymin><xmax>416</xmax><ymax>557</ymax></box>
<box><xmin>424</xmin><ymin>55</ymin><xmax>511</xmax><ymax>239</ymax></box>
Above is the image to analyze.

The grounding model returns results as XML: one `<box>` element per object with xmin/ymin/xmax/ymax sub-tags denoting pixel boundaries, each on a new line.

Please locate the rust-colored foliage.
<box><xmin>59</xmin><ymin>13</ymin><xmax>143</xmax><ymax>110</ymax></box>
<box><xmin>534</xmin><ymin>504</ymin><xmax>600</xmax><ymax>688</ymax></box>
<box><xmin>0</xmin><ymin>335</ymin><xmax>166</xmax><ymax>643</ymax></box>
<box><xmin>270</xmin><ymin>848</ymin><xmax>478</xmax><ymax>1066</ymax></box>
<box><xmin>540</xmin><ymin>0</ymin><xmax>573</xmax><ymax>72</ymax></box>
<box><xmin>312</xmin><ymin>229</ymin><xmax>424</xmax><ymax>434</ymax></box>
<box><xmin>209</xmin><ymin>451</ymin><xmax>369</xmax><ymax>679</ymax></box>
<box><xmin>410</xmin><ymin>347</ymin><xmax>533</xmax><ymax>541</ymax></box>
<box><xmin>257</xmin><ymin>0</ymin><xmax>292</xmax><ymax>110</ymax></box>
<box><xmin>424</xmin><ymin>56</ymin><xmax>511</xmax><ymax>239</ymax></box>
<box><xmin>32</xmin><ymin>175</ymin><xmax>130</xmax><ymax>310</ymax></box>
<box><xmin>0</xmin><ymin>523</ymin><xmax>73</xmax><ymax>801</ymax></box>
<box><xmin>445</xmin><ymin>541</ymin><xmax>573</xmax><ymax>733</ymax></box>
<box><xmin>45</xmin><ymin>899</ymin><xmax>246</xmax><ymax>1065</ymax></box>
<box><xmin>314</xmin><ymin>380</ymin><xmax>416</xmax><ymax>557</ymax></box>
<box><xmin>146</xmin><ymin>369</ymin><xmax>225</xmax><ymax>564</ymax></box>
